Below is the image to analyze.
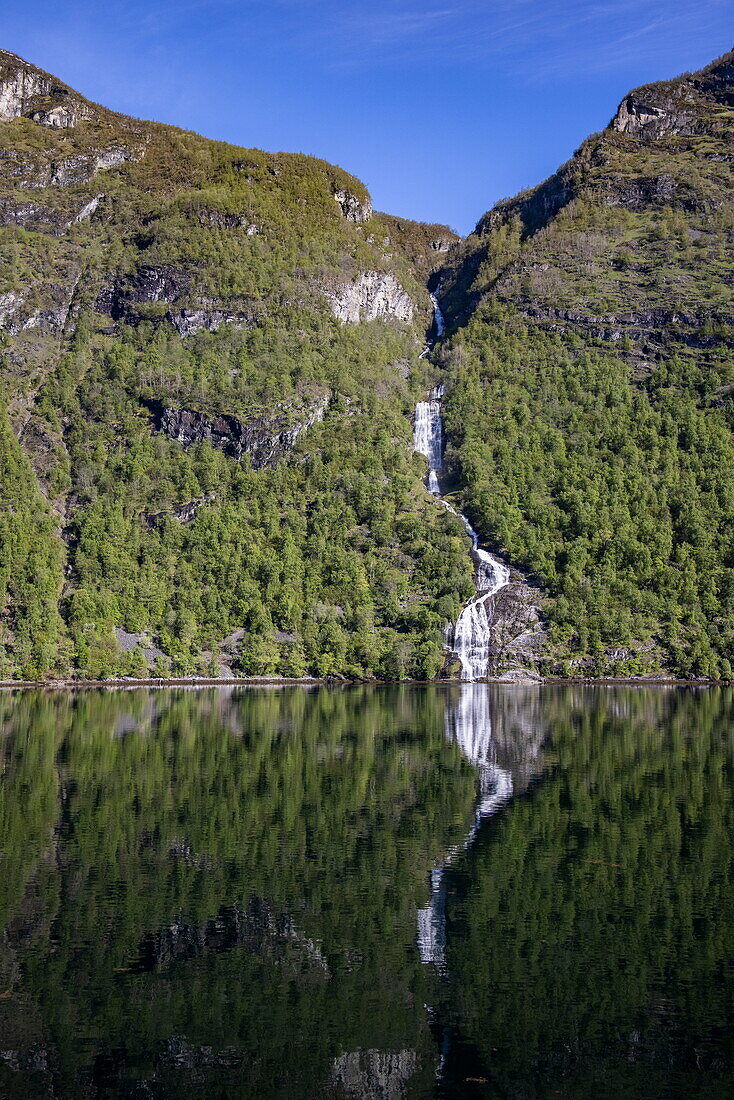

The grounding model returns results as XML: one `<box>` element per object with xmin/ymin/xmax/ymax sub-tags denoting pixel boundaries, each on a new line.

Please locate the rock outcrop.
<box><xmin>96</xmin><ymin>265</ymin><xmax>190</xmax><ymax>320</ymax></box>
<box><xmin>136</xmin><ymin>897</ymin><xmax>328</xmax><ymax>974</ymax></box>
<box><xmin>157</xmin><ymin>396</ymin><xmax>328</xmax><ymax>467</ymax></box>
<box><xmin>0</xmin><ymin>276</ymin><xmax>80</xmax><ymax>335</ymax></box>
<box><xmin>611</xmin><ymin>95</ymin><xmax>692</xmax><ymax>140</ymax></box>
<box><xmin>146</xmin><ymin>494</ymin><xmax>216</xmax><ymax>526</ymax></box>
<box><xmin>95</xmin><ymin>268</ymin><xmax>256</xmax><ymax>333</ymax></box>
<box><xmin>167</xmin><ymin>307</ymin><xmax>254</xmax><ymax>336</ymax></box>
<box><xmin>330</xmin><ymin>1049</ymin><xmax>418</xmax><ymax>1100</ymax></box>
<box><xmin>328</xmin><ymin>272</ymin><xmax>414</xmax><ymax>324</ymax></box>
<box><xmin>334</xmin><ymin>188</ymin><xmax>373</xmax><ymax>223</ymax></box>
<box><xmin>0</xmin><ymin>49</ymin><xmax>92</xmax><ymax>128</ymax></box>
<box><xmin>486</xmin><ymin>581</ymin><xmax>546</xmax><ymax>681</ymax></box>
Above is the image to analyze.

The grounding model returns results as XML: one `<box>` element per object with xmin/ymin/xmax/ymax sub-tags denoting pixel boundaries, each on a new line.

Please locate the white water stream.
<box><xmin>413</xmin><ymin>295</ymin><xmax>510</xmax><ymax>681</ymax></box>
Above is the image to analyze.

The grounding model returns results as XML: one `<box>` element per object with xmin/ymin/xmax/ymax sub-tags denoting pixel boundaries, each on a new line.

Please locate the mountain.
<box><xmin>0</xmin><ymin>46</ymin><xmax>732</xmax><ymax>682</ymax></box>
<box><xmin>433</xmin><ymin>49</ymin><xmax>734</xmax><ymax>678</ymax></box>
<box><xmin>0</xmin><ymin>48</ymin><xmax>465</xmax><ymax>681</ymax></box>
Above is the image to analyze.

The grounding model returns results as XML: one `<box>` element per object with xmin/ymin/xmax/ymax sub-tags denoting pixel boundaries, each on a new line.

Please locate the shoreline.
<box><xmin>0</xmin><ymin>674</ymin><xmax>728</xmax><ymax>692</ymax></box>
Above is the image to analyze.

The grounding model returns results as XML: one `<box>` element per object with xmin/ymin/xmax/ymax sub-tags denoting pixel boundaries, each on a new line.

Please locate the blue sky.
<box><xmin>4</xmin><ymin>1</ymin><xmax>731</xmax><ymax>233</ymax></box>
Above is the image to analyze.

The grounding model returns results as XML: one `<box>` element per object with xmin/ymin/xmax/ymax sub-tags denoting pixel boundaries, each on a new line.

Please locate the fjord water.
<box><xmin>1</xmin><ymin>685</ymin><xmax>733</xmax><ymax>1098</ymax></box>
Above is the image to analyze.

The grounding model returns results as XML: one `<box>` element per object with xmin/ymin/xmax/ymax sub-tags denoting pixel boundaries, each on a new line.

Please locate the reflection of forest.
<box><xmin>439</xmin><ymin>685</ymin><xmax>734</xmax><ymax>1098</ymax></box>
<box><xmin>0</xmin><ymin>686</ymin><xmax>482</xmax><ymax>1098</ymax></box>
<box><xmin>1</xmin><ymin>685</ymin><xmax>732</xmax><ymax>1098</ymax></box>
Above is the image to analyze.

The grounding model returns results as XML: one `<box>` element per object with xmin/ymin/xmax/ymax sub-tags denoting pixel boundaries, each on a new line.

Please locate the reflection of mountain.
<box><xmin>0</xmin><ymin>685</ymin><xmax>474</xmax><ymax>1098</ymax></box>
<box><xmin>438</xmin><ymin>685</ymin><xmax>734</xmax><ymax>1098</ymax></box>
<box><xmin>417</xmin><ymin>685</ymin><xmax>547</xmax><ymax>969</ymax></box>
<box><xmin>4</xmin><ymin>685</ymin><xmax>730</xmax><ymax>1098</ymax></box>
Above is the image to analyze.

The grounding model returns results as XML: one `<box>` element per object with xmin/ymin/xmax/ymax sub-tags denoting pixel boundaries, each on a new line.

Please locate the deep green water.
<box><xmin>0</xmin><ymin>684</ymin><xmax>732</xmax><ymax>1098</ymax></box>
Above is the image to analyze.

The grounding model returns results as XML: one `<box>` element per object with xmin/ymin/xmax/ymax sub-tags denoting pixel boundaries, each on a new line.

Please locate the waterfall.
<box><xmin>417</xmin><ymin>686</ymin><xmax>514</xmax><ymax>969</ymax></box>
<box><xmin>413</xmin><ymin>395</ymin><xmax>443</xmax><ymax>496</ymax></box>
<box><xmin>430</xmin><ymin>292</ymin><xmax>445</xmax><ymax>336</ymax></box>
<box><xmin>412</xmin><ymin>291</ymin><xmax>510</xmax><ymax>680</ymax></box>
<box><xmin>449</xmin><ymin>544</ymin><xmax>510</xmax><ymax>681</ymax></box>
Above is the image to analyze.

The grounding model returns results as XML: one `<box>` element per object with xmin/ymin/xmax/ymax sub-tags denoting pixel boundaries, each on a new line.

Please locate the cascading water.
<box><xmin>413</xmin><ymin>294</ymin><xmax>510</xmax><ymax>680</ymax></box>
<box><xmin>430</xmin><ymin>292</ymin><xmax>445</xmax><ymax>337</ymax></box>
<box><xmin>413</xmin><ymin>389</ymin><xmax>444</xmax><ymax>496</ymax></box>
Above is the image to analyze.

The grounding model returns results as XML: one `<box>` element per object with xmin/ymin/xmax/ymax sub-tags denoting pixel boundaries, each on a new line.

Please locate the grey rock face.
<box><xmin>93</xmin><ymin>147</ymin><xmax>131</xmax><ymax>172</ymax></box>
<box><xmin>0</xmin><ymin>65</ymin><xmax>51</xmax><ymax>120</ymax></box>
<box><xmin>0</xmin><ymin>279</ymin><xmax>79</xmax><ymax>335</ymax></box>
<box><xmin>158</xmin><ymin>1037</ymin><xmax>243</xmax><ymax>1072</ymax></box>
<box><xmin>9</xmin><ymin>146</ymin><xmax>135</xmax><ymax>190</ymax></box>
<box><xmin>518</xmin><ymin>304</ymin><xmax>731</xmax><ymax>351</ymax></box>
<box><xmin>329</xmin><ymin>272</ymin><xmax>414</xmax><ymax>324</ymax></box>
<box><xmin>96</xmin><ymin>265</ymin><xmax>190</xmax><ymax>320</ymax></box>
<box><xmin>50</xmin><ymin>147</ymin><xmax>132</xmax><ymax>187</ymax></box>
<box><xmin>0</xmin><ymin>53</ymin><xmax>91</xmax><ymax>127</ymax></box>
<box><xmin>168</xmin><ymin>307</ymin><xmax>254</xmax><ymax>336</ymax></box>
<box><xmin>137</xmin><ymin>897</ymin><xmax>328</xmax><ymax>974</ymax></box>
<box><xmin>195</xmin><ymin>209</ymin><xmax>259</xmax><ymax>234</ymax></box>
<box><xmin>333</xmin><ymin>188</ymin><xmax>373</xmax><ymax>223</ymax></box>
<box><xmin>0</xmin><ymin>1046</ymin><xmax>49</xmax><ymax>1073</ymax></box>
<box><xmin>0</xmin><ymin>199</ymin><xmax>62</xmax><ymax>231</ymax></box>
<box><xmin>589</xmin><ymin>172</ymin><xmax>713</xmax><ymax>213</ymax></box>
<box><xmin>146</xmin><ymin>494</ymin><xmax>216</xmax><ymax>526</ymax></box>
<box><xmin>157</xmin><ymin>396</ymin><xmax>328</xmax><ymax>468</ymax></box>
<box><xmin>485</xmin><ymin>581</ymin><xmax>546</xmax><ymax>681</ymax></box>
<box><xmin>30</xmin><ymin>103</ymin><xmax>89</xmax><ymax>128</ymax></box>
<box><xmin>70</xmin><ymin>193</ymin><xmax>103</xmax><ymax>225</ymax></box>
<box><xmin>611</xmin><ymin>94</ymin><xmax>696</xmax><ymax>140</ymax></box>
<box><xmin>0</xmin><ymin>290</ymin><xmax>26</xmax><ymax>326</ymax></box>
<box><xmin>97</xmin><ymin>267</ymin><xmax>256</xmax><ymax>334</ymax></box>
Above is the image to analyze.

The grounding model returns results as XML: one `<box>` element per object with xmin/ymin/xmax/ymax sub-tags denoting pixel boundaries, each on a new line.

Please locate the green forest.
<box><xmin>439</xmin><ymin>305</ymin><xmax>734</xmax><ymax>679</ymax></box>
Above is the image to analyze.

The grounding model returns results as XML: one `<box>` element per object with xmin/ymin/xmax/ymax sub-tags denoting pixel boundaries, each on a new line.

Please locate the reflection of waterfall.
<box><xmin>417</xmin><ymin>686</ymin><xmax>514</xmax><ymax>969</ymax></box>
<box><xmin>412</xmin><ymin>294</ymin><xmax>510</xmax><ymax>681</ymax></box>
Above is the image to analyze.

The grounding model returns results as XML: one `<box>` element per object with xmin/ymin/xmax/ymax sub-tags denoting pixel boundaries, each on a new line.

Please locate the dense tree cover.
<box><xmin>2</xmin><ymin>48</ymin><xmax>733</xmax><ymax>681</ymax></box>
<box><xmin>26</xmin><ymin>315</ymin><xmax>472</xmax><ymax>681</ymax></box>
<box><xmin>0</xmin><ymin>404</ymin><xmax>68</xmax><ymax>678</ymax></box>
<box><xmin>439</xmin><ymin>308</ymin><xmax>734</xmax><ymax>678</ymax></box>
<box><xmin>0</xmin><ymin>685</ymin><xmax>477</xmax><ymax>1096</ymax></box>
<box><xmin>442</xmin><ymin>685</ymin><xmax>734</xmax><ymax>1097</ymax></box>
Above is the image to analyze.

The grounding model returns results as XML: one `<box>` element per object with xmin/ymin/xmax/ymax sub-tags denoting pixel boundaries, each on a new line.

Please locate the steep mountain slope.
<box><xmin>434</xmin><ymin>50</ymin><xmax>734</xmax><ymax>678</ymax></box>
<box><xmin>0</xmin><ymin>48</ymin><xmax>466</xmax><ymax>680</ymax></box>
<box><xmin>2</xmin><ymin>45</ymin><xmax>733</xmax><ymax>683</ymax></box>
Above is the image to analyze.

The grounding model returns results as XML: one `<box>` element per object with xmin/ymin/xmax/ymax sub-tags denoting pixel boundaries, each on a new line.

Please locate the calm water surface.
<box><xmin>0</xmin><ymin>684</ymin><xmax>732</xmax><ymax>1097</ymax></box>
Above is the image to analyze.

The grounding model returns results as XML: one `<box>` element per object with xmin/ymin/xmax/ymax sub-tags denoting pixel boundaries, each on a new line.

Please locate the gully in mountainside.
<box><xmin>413</xmin><ymin>296</ymin><xmax>540</xmax><ymax>682</ymax></box>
